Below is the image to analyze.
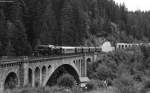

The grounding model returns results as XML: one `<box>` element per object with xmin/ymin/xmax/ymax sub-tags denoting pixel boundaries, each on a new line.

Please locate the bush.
<box><xmin>143</xmin><ymin>80</ymin><xmax>150</xmax><ymax>89</ymax></box>
<box><xmin>71</xmin><ymin>86</ymin><xmax>82</xmax><ymax>93</ymax></box>
<box><xmin>6</xmin><ymin>86</ymin><xmax>73</xmax><ymax>93</ymax></box>
<box><xmin>112</xmin><ymin>74</ymin><xmax>140</xmax><ymax>93</ymax></box>
<box><xmin>118</xmin><ymin>86</ymin><xmax>138</xmax><ymax>93</ymax></box>
<box><xmin>113</xmin><ymin>74</ymin><xmax>134</xmax><ymax>88</ymax></box>
<box><xmin>86</xmin><ymin>80</ymin><xmax>98</xmax><ymax>91</ymax></box>
<box><xmin>57</xmin><ymin>74</ymin><xmax>75</xmax><ymax>88</ymax></box>
<box><xmin>95</xmin><ymin>64</ymin><xmax>114</xmax><ymax>80</ymax></box>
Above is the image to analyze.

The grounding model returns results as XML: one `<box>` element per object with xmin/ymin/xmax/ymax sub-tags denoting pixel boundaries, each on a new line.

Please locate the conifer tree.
<box><xmin>8</xmin><ymin>3</ymin><xmax>32</xmax><ymax>56</ymax></box>
<box><xmin>0</xmin><ymin>9</ymin><xmax>8</xmax><ymax>56</ymax></box>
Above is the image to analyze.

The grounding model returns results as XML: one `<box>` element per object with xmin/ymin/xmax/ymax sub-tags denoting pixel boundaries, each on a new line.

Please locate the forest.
<box><xmin>0</xmin><ymin>0</ymin><xmax>150</xmax><ymax>56</ymax></box>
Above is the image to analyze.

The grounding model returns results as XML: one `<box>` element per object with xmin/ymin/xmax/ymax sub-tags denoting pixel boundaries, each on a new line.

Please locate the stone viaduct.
<box><xmin>0</xmin><ymin>52</ymin><xmax>98</xmax><ymax>92</ymax></box>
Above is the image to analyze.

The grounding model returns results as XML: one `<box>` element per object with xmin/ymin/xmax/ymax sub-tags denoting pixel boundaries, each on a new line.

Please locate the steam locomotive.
<box><xmin>33</xmin><ymin>45</ymin><xmax>101</xmax><ymax>56</ymax></box>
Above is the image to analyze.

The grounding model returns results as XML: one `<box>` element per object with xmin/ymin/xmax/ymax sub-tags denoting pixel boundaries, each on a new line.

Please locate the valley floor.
<box><xmin>85</xmin><ymin>87</ymin><xmax>117</xmax><ymax>93</ymax></box>
<box><xmin>3</xmin><ymin>87</ymin><xmax>118</xmax><ymax>93</ymax></box>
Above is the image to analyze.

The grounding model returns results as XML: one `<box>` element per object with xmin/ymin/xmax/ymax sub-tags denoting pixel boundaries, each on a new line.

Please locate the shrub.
<box><xmin>143</xmin><ymin>80</ymin><xmax>150</xmax><ymax>89</ymax></box>
<box><xmin>113</xmin><ymin>74</ymin><xmax>134</xmax><ymax>88</ymax></box>
<box><xmin>118</xmin><ymin>86</ymin><xmax>138</xmax><ymax>93</ymax></box>
<box><xmin>86</xmin><ymin>80</ymin><xmax>98</xmax><ymax>91</ymax></box>
<box><xmin>71</xmin><ymin>86</ymin><xmax>82</xmax><ymax>93</ymax></box>
<box><xmin>95</xmin><ymin>64</ymin><xmax>114</xmax><ymax>80</ymax></box>
<box><xmin>57</xmin><ymin>74</ymin><xmax>75</xmax><ymax>88</ymax></box>
<box><xmin>112</xmin><ymin>74</ymin><xmax>140</xmax><ymax>93</ymax></box>
<box><xmin>87</xmin><ymin>62</ymin><xmax>99</xmax><ymax>79</ymax></box>
<box><xmin>133</xmin><ymin>74</ymin><xmax>143</xmax><ymax>82</ymax></box>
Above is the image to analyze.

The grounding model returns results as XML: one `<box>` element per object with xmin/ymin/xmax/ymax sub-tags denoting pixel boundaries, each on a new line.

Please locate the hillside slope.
<box><xmin>0</xmin><ymin>0</ymin><xmax>150</xmax><ymax>55</ymax></box>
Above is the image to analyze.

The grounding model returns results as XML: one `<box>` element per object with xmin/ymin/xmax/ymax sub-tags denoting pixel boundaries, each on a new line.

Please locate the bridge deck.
<box><xmin>0</xmin><ymin>53</ymin><xmax>95</xmax><ymax>65</ymax></box>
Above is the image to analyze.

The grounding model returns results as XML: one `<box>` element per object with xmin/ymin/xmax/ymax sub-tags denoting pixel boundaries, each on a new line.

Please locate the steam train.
<box><xmin>33</xmin><ymin>45</ymin><xmax>102</xmax><ymax>56</ymax></box>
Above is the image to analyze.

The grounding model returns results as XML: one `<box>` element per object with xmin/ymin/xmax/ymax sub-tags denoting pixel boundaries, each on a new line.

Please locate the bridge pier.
<box><xmin>0</xmin><ymin>80</ymin><xmax>3</xmax><ymax>93</ymax></box>
<box><xmin>0</xmin><ymin>88</ymin><xmax>3</xmax><ymax>93</ymax></box>
<box><xmin>24</xmin><ymin>66</ymin><xmax>28</xmax><ymax>86</ymax></box>
<box><xmin>19</xmin><ymin>64</ymin><xmax>25</xmax><ymax>87</ymax></box>
<box><xmin>32</xmin><ymin>70</ymin><xmax>35</xmax><ymax>87</ymax></box>
<box><xmin>40</xmin><ymin>69</ymin><xmax>42</xmax><ymax>87</ymax></box>
<box><xmin>0</xmin><ymin>68</ymin><xmax>3</xmax><ymax>92</ymax></box>
<box><xmin>85</xmin><ymin>59</ymin><xmax>87</xmax><ymax>77</ymax></box>
<box><xmin>80</xmin><ymin>61</ymin><xmax>82</xmax><ymax>76</ymax></box>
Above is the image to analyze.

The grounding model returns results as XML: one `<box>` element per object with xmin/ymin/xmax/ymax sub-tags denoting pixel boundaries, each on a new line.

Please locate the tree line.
<box><xmin>0</xmin><ymin>0</ymin><xmax>149</xmax><ymax>56</ymax></box>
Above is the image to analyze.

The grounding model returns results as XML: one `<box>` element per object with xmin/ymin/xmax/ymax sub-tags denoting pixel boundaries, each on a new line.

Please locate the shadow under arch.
<box><xmin>46</xmin><ymin>64</ymin><xmax>80</xmax><ymax>86</ymax></box>
<box><xmin>4</xmin><ymin>72</ymin><xmax>18</xmax><ymax>90</ymax></box>
<box><xmin>87</xmin><ymin>58</ymin><xmax>91</xmax><ymax>63</ymax></box>
<box><xmin>35</xmin><ymin>67</ymin><xmax>40</xmax><ymax>87</ymax></box>
<box><xmin>28</xmin><ymin>68</ymin><xmax>32</xmax><ymax>85</ymax></box>
<box><xmin>42</xmin><ymin>66</ymin><xmax>46</xmax><ymax>82</ymax></box>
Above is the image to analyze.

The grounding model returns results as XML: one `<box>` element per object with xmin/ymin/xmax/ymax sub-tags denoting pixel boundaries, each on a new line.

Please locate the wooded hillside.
<box><xmin>0</xmin><ymin>0</ymin><xmax>150</xmax><ymax>56</ymax></box>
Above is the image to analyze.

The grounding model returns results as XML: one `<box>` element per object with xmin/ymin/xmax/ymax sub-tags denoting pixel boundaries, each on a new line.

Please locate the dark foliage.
<box><xmin>57</xmin><ymin>74</ymin><xmax>75</xmax><ymax>88</ymax></box>
<box><xmin>0</xmin><ymin>0</ymin><xmax>150</xmax><ymax>55</ymax></box>
<box><xmin>87</xmin><ymin>48</ymin><xmax>150</xmax><ymax>92</ymax></box>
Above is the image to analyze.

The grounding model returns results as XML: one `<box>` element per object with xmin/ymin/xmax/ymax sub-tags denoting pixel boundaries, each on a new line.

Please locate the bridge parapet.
<box><xmin>0</xmin><ymin>53</ymin><xmax>95</xmax><ymax>64</ymax></box>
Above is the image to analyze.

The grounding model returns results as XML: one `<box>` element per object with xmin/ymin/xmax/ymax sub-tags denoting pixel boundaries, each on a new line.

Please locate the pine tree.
<box><xmin>61</xmin><ymin>0</ymin><xmax>77</xmax><ymax>46</ymax></box>
<box><xmin>12</xmin><ymin>20</ymin><xmax>32</xmax><ymax>56</ymax></box>
<box><xmin>0</xmin><ymin>9</ymin><xmax>8</xmax><ymax>56</ymax></box>
<box><xmin>7</xmin><ymin>3</ymin><xmax>32</xmax><ymax>56</ymax></box>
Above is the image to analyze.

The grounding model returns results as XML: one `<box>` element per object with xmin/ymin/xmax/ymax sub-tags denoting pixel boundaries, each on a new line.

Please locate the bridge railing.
<box><xmin>0</xmin><ymin>56</ymin><xmax>28</xmax><ymax>62</ymax></box>
<box><xmin>0</xmin><ymin>53</ymin><xmax>93</xmax><ymax>63</ymax></box>
<box><xmin>0</xmin><ymin>55</ymin><xmax>62</xmax><ymax>63</ymax></box>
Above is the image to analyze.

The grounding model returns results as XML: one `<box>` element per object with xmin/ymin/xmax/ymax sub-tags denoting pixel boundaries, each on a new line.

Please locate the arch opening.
<box><xmin>35</xmin><ymin>67</ymin><xmax>40</xmax><ymax>87</ymax></box>
<box><xmin>46</xmin><ymin>64</ymin><xmax>80</xmax><ymax>86</ymax></box>
<box><xmin>42</xmin><ymin>66</ymin><xmax>46</xmax><ymax>83</ymax></box>
<box><xmin>48</xmin><ymin>65</ymin><xmax>51</xmax><ymax>69</ymax></box>
<box><xmin>4</xmin><ymin>72</ymin><xmax>18</xmax><ymax>90</ymax></box>
<box><xmin>87</xmin><ymin>58</ymin><xmax>91</xmax><ymax>63</ymax></box>
<box><xmin>28</xmin><ymin>68</ymin><xmax>32</xmax><ymax>86</ymax></box>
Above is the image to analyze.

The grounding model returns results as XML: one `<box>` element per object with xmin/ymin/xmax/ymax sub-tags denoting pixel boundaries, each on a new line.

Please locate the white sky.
<box><xmin>114</xmin><ymin>0</ymin><xmax>150</xmax><ymax>11</ymax></box>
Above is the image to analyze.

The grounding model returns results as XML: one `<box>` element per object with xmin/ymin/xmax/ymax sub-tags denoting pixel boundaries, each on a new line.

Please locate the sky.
<box><xmin>114</xmin><ymin>0</ymin><xmax>150</xmax><ymax>11</ymax></box>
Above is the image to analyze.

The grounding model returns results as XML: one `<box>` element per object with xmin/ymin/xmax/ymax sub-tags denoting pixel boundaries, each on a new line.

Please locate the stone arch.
<box><xmin>46</xmin><ymin>64</ymin><xmax>80</xmax><ymax>86</ymax></box>
<box><xmin>42</xmin><ymin>66</ymin><xmax>46</xmax><ymax>83</ymax></box>
<box><xmin>87</xmin><ymin>58</ymin><xmax>91</xmax><ymax>63</ymax></box>
<box><xmin>28</xmin><ymin>68</ymin><xmax>32</xmax><ymax>86</ymax></box>
<box><xmin>4</xmin><ymin>72</ymin><xmax>18</xmax><ymax>90</ymax></box>
<box><xmin>48</xmin><ymin>65</ymin><xmax>51</xmax><ymax>69</ymax></box>
<box><xmin>34</xmin><ymin>67</ymin><xmax>40</xmax><ymax>87</ymax></box>
<box><xmin>79</xmin><ymin>59</ymin><xmax>80</xmax><ymax>62</ymax></box>
<box><xmin>73</xmin><ymin>60</ymin><xmax>75</xmax><ymax>64</ymax></box>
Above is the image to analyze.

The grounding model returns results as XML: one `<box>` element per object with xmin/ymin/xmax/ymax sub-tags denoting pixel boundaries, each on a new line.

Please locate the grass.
<box><xmin>3</xmin><ymin>86</ymin><xmax>121</xmax><ymax>93</ymax></box>
<box><xmin>5</xmin><ymin>86</ymin><xmax>145</xmax><ymax>93</ymax></box>
<box><xmin>3</xmin><ymin>86</ymin><xmax>82</xmax><ymax>93</ymax></box>
<box><xmin>85</xmin><ymin>87</ymin><xmax>119</xmax><ymax>93</ymax></box>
